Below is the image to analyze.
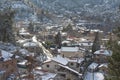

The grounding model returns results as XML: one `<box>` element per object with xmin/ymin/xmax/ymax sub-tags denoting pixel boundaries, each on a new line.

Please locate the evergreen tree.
<box><xmin>62</xmin><ymin>24</ymin><xmax>73</xmax><ymax>32</ymax></box>
<box><xmin>92</xmin><ymin>32</ymin><xmax>100</xmax><ymax>53</ymax></box>
<box><xmin>106</xmin><ymin>27</ymin><xmax>120</xmax><ymax>80</ymax></box>
<box><xmin>28</xmin><ymin>22</ymin><xmax>34</xmax><ymax>33</ymax></box>
<box><xmin>0</xmin><ymin>7</ymin><xmax>15</xmax><ymax>43</ymax></box>
<box><xmin>54</xmin><ymin>32</ymin><xmax>61</xmax><ymax>48</ymax></box>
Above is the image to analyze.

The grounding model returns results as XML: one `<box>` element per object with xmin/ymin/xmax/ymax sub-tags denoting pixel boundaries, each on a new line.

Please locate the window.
<box><xmin>76</xmin><ymin>63</ymin><xmax>79</xmax><ymax>68</ymax></box>
<box><xmin>60</xmin><ymin>74</ymin><xmax>66</xmax><ymax>78</ymax></box>
<box><xmin>70</xmin><ymin>63</ymin><xmax>74</xmax><ymax>66</ymax></box>
<box><xmin>55</xmin><ymin>65</ymin><xmax>57</xmax><ymax>69</ymax></box>
<box><xmin>46</xmin><ymin>64</ymin><xmax>49</xmax><ymax>68</ymax></box>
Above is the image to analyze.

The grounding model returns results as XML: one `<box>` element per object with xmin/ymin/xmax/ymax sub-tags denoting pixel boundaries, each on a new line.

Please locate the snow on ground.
<box><xmin>32</xmin><ymin>36</ymin><xmax>53</xmax><ymax>59</ymax></box>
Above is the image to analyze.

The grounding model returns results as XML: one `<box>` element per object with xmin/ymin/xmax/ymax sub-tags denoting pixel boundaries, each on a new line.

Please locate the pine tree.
<box><xmin>92</xmin><ymin>32</ymin><xmax>100</xmax><ymax>53</ymax></box>
<box><xmin>106</xmin><ymin>27</ymin><xmax>120</xmax><ymax>80</ymax></box>
<box><xmin>54</xmin><ymin>32</ymin><xmax>61</xmax><ymax>48</ymax></box>
<box><xmin>28</xmin><ymin>22</ymin><xmax>34</xmax><ymax>33</ymax></box>
<box><xmin>62</xmin><ymin>24</ymin><xmax>73</xmax><ymax>32</ymax></box>
<box><xmin>0</xmin><ymin>7</ymin><xmax>15</xmax><ymax>43</ymax></box>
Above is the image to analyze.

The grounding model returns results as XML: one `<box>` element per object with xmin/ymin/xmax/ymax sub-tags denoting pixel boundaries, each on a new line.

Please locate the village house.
<box><xmin>0</xmin><ymin>50</ymin><xmax>18</xmax><ymax>80</ymax></box>
<box><xmin>79</xmin><ymin>40</ymin><xmax>93</xmax><ymax>50</ymax></box>
<box><xmin>93</xmin><ymin>49</ymin><xmax>112</xmax><ymax>63</ymax></box>
<box><xmin>0</xmin><ymin>42</ymin><xmax>17</xmax><ymax>53</ymax></box>
<box><xmin>87</xmin><ymin>62</ymin><xmax>99</xmax><ymax>72</ymax></box>
<box><xmin>15</xmin><ymin>21</ymin><xmax>30</xmax><ymax>28</ymax></box>
<box><xmin>42</xmin><ymin>55</ymin><xmax>83</xmax><ymax>80</ymax></box>
<box><xmin>16</xmin><ymin>39</ymin><xmax>32</xmax><ymax>47</ymax></box>
<box><xmin>23</xmin><ymin>41</ymin><xmax>40</xmax><ymax>55</ymax></box>
<box><xmin>19</xmin><ymin>28</ymin><xmax>31</xmax><ymax>38</ymax></box>
<box><xmin>60</xmin><ymin>47</ymin><xmax>84</xmax><ymax>58</ymax></box>
<box><xmin>84</xmin><ymin>62</ymin><xmax>109</xmax><ymax>80</ymax></box>
<box><xmin>84</xmin><ymin>72</ymin><xmax>104</xmax><ymax>80</ymax></box>
<box><xmin>101</xmin><ymin>38</ymin><xmax>109</xmax><ymax>45</ymax></box>
<box><xmin>42</xmin><ymin>55</ymin><xmax>68</xmax><ymax>72</ymax></box>
<box><xmin>84</xmin><ymin>62</ymin><xmax>108</xmax><ymax>80</ymax></box>
<box><xmin>33</xmin><ymin>66</ymin><xmax>57</xmax><ymax>80</ymax></box>
<box><xmin>87</xmin><ymin>62</ymin><xmax>108</xmax><ymax>73</ymax></box>
<box><xmin>66</xmin><ymin>57</ymin><xmax>84</xmax><ymax>73</ymax></box>
<box><xmin>17</xmin><ymin>60</ymin><xmax>28</xmax><ymax>77</ymax></box>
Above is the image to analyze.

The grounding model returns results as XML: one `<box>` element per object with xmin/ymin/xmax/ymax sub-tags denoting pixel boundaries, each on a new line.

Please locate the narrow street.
<box><xmin>32</xmin><ymin>35</ymin><xmax>53</xmax><ymax>59</ymax></box>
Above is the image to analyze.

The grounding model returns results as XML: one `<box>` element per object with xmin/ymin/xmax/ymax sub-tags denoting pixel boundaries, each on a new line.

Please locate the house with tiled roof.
<box><xmin>93</xmin><ymin>49</ymin><xmax>112</xmax><ymax>63</ymax></box>
<box><xmin>60</xmin><ymin>47</ymin><xmax>84</xmax><ymax>58</ymax></box>
<box><xmin>42</xmin><ymin>55</ymin><xmax>83</xmax><ymax>80</ymax></box>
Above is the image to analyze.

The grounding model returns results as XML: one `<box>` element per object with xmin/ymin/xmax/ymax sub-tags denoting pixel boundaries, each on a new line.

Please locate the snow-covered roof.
<box><xmin>23</xmin><ymin>42</ymin><xmax>38</xmax><ymax>47</ymax></box>
<box><xmin>80</xmin><ymin>38</ymin><xmax>87</xmax><ymax>42</ymax></box>
<box><xmin>61</xmin><ymin>47</ymin><xmax>79</xmax><ymax>52</ymax></box>
<box><xmin>34</xmin><ymin>70</ymin><xmax>45</xmax><ymax>75</ymax></box>
<box><xmin>0</xmin><ymin>50</ymin><xmax>13</xmax><ymax>61</ymax></box>
<box><xmin>41</xmin><ymin>73</ymin><xmax>57</xmax><ymax>80</ymax></box>
<box><xmin>91</xmin><ymin>29</ymin><xmax>103</xmax><ymax>33</ymax></box>
<box><xmin>79</xmin><ymin>42</ymin><xmax>93</xmax><ymax>47</ymax></box>
<box><xmin>58</xmin><ymin>64</ymin><xmax>82</xmax><ymax>76</ymax></box>
<box><xmin>19</xmin><ymin>28</ymin><xmax>30</xmax><ymax>36</ymax></box>
<box><xmin>34</xmin><ymin>69</ymin><xmax>57</xmax><ymax>80</ymax></box>
<box><xmin>84</xmin><ymin>72</ymin><xmax>104</xmax><ymax>80</ymax></box>
<box><xmin>62</xmin><ymin>40</ymin><xmax>71</xmax><ymax>44</ymax></box>
<box><xmin>44</xmin><ymin>55</ymin><xmax>84</xmax><ymax>66</ymax></box>
<box><xmin>35</xmin><ymin>66</ymin><xmax>42</xmax><ymax>70</ymax></box>
<box><xmin>17</xmin><ymin>39</ymin><xmax>31</xmax><ymax>44</ymax></box>
<box><xmin>19</xmin><ymin>28</ymin><xmax>27</xmax><ymax>33</ymax></box>
<box><xmin>61</xmin><ymin>32</ymin><xmax>67</xmax><ymax>36</ymax></box>
<box><xmin>79</xmin><ymin>48</ymin><xmax>86</xmax><ymax>51</ymax></box>
<box><xmin>67</xmin><ymin>58</ymin><xmax>84</xmax><ymax>64</ymax></box>
<box><xmin>98</xmin><ymin>63</ymin><xmax>108</xmax><ymax>68</ymax></box>
<box><xmin>19</xmin><ymin>49</ymin><xmax>29</xmax><ymax>55</ymax></box>
<box><xmin>19</xmin><ymin>32</ymin><xmax>30</xmax><ymax>36</ymax></box>
<box><xmin>0</xmin><ymin>42</ymin><xmax>17</xmax><ymax>52</ymax></box>
<box><xmin>88</xmin><ymin>63</ymin><xmax>99</xmax><ymax>70</ymax></box>
<box><xmin>101</xmin><ymin>39</ymin><xmax>109</xmax><ymax>41</ymax></box>
<box><xmin>17</xmin><ymin>60</ymin><xmax>27</xmax><ymax>65</ymax></box>
<box><xmin>52</xmin><ymin>55</ymin><xmax>68</xmax><ymax>65</ymax></box>
<box><xmin>94</xmin><ymin>50</ymin><xmax>112</xmax><ymax>56</ymax></box>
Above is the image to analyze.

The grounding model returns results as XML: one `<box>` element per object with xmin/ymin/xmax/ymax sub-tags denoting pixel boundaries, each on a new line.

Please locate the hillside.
<box><xmin>0</xmin><ymin>0</ymin><xmax>120</xmax><ymax>30</ymax></box>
